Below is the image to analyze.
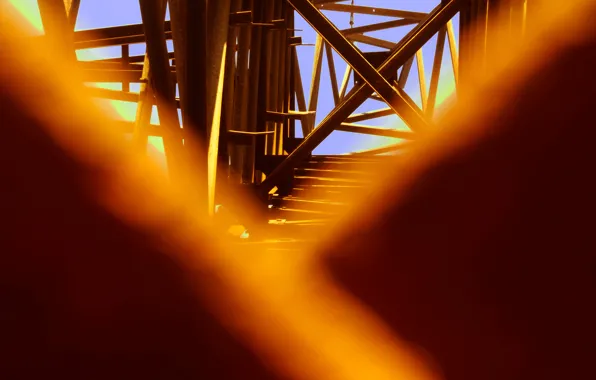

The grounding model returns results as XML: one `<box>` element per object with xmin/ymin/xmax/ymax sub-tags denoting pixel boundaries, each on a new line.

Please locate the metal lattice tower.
<box><xmin>32</xmin><ymin>0</ymin><xmax>530</xmax><ymax>239</ymax></box>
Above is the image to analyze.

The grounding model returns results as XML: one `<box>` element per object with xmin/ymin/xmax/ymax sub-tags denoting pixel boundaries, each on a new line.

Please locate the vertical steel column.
<box><xmin>266</xmin><ymin>0</ymin><xmax>280</xmax><ymax>156</ymax></box>
<box><xmin>288</xmin><ymin>9</ymin><xmax>296</xmax><ymax>140</ymax></box>
<box><xmin>459</xmin><ymin>0</ymin><xmax>482</xmax><ymax>94</ymax></box>
<box><xmin>168</xmin><ymin>0</ymin><xmax>208</xmax><ymax>211</ymax></box>
<box><xmin>232</xmin><ymin>0</ymin><xmax>253</xmax><ymax>183</ymax></box>
<box><xmin>221</xmin><ymin>0</ymin><xmax>243</xmax><ymax>187</ymax></box>
<box><xmin>292</xmin><ymin>47</ymin><xmax>309</xmax><ymax>137</ymax></box>
<box><xmin>276</xmin><ymin>0</ymin><xmax>290</xmax><ymax>155</ymax></box>
<box><xmin>283</xmin><ymin>3</ymin><xmax>294</xmax><ymax>147</ymax></box>
<box><xmin>245</xmin><ymin>0</ymin><xmax>265</xmax><ymax>183</ymax></box>
<box><xmin>476</xmin><ymin>0</ymin><xmax>490</xmax><ymax>73</ymax></box>
<box><xmin>121</xmin><ymin>44</ymin><xmax>130</xmax><ymax>92</ymax></box>
<box><xmin>255</xmin><ymin>0</ymin><xmax>274</xmax><ymax>183</ymax></box>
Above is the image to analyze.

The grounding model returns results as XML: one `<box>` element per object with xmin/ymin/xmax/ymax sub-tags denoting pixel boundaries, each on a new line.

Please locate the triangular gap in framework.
<box><xmin>326</xmin><ymin>48</ymin><xmax>347</xmax><ymax>102</ymax></box>
<box><xmin>328</xmin><ymin>47</ymin><xmax>355</xmax><ymax>100</ymax></box>
<box><xmin>402</xmin><ymin>47</ymin><xmax>423</xmax><ymax>111</ymax></box>
<box><xmin>311</xmin><ymin>39</ymin><xmax>334</xmax><ymax>125</ymax></box>
<box><xmin>292</xmin><ymin>11</ymin><xmax>317</xmax><ymax>104</ymax></box>
<box><xmin>421</xmin><ymin>32</ymin><xmax>439</xmax><ymax>97</ymax></box>
<box><xmin>433</xmin><ymin>36</ymin><xmax>458</xmax><ymax>118</ymax></box>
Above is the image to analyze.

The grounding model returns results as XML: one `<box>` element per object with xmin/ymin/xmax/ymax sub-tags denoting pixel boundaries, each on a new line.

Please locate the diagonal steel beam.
<box><xmin>288</xmin><ymin>0</ymin><xmax>428</xmax><ymax>133</ymax></box>
<box><xmin>259</xmin><ymin>0</ymin><xmax>464</xmax><ymax>197</ymax></box>
<box><xmin>139</xmin><ymin>0</ymin><xmax>184</xmax><ymax>179</ymax></box>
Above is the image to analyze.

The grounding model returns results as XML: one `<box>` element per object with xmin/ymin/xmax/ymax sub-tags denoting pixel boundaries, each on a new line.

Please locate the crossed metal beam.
<box><xmin>289</xmin><ymin>0</ymin><xmax>429</xmax><ymax>133</ymax></box>
<box><xmin>38</xmin><ymin>0</ymin><xmax>466</xmax><ymax>207</ymax></box>
<box><xmin>259</xmin><ymin>0</ymin><xmax>466</xmax><ymax>197</ymax></box>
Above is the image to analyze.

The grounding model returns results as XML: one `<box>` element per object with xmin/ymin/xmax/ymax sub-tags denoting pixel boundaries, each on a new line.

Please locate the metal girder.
<box><xmin>288</xmin><ymin>0</ymin><xmax>428</xmax><ymax>132</ymax></box>
<box><xmin>168</xmin><ymin>0</ymin><xmax>207</xmax><ymax>141</ymax></box>
<box><xmin>132</xmin><ymin>53</ymin><xmax>153</xmax><ymax>153</ymax></box>
<box><xmin>307</xmin><ymin>35</ymin><xmax>324</xmax><ymax>133</ymax></box>
<box><xmin>341</xmin><ymin>18</ymin><xmax>418</xmax><ymax>35</ymax></box>
<box><xmin>37</xmin><ymin>0</ymin><xmax>79</xmax><ymax>58</ymax></box>
<box><xmin>349</xmin><ymin>141</ymin><xmax>413</xmax><ymax>156</ymax></box>
<box><xmin>336</xmin><ymin>123</ymin><xmax>416</xmax><ymax>140</ymax></box>
<box><xmin>169</xmin><ymin>0</ymin><xmax>231</xmax><ymax>214</ymax></box>
<box><xmin>345</xmin><ymin>107</ymin><xmax>395</xmax><ymax>123</ymax></box>
<box><xmin>259</xmin><ymin>0</ymin><xmax>465</xmax><ymax>197</ymax></box>
<box><xmin>446</xmin><ymin>20</ymin><xmax>459</xmax><ymax>86</ymax></box>
<box><xmin>37</xmin><ymin>0</ymin><xmax>78</xmax><ymax>35</ymax></box>
<box><xmin>73</xmin><ymin>22</ymin><xmax>173</xmax><ymax>49</ymax></box>
<box><xmin>206</xmin><ymin>0</ymin><xmax>233</xmax><ymax>214</ymax></box>
<box><xmin>347</xmin><ymin>34</ymin><xmax>395</xmax><ymax>50</ymax></box>
<box><xmin>316</xmin><ymin>4</ymin><xmax>428</xmax><ymax>21</ymax></box>
<box><xmin>96</xmin><ymin>51</ymin><xmax>175</xmax><ymax>64</ymax></box>
<box><xmin>139</xmin><ymin>0</ymin><xmax>184</xmax><ymax>178</ymax></box>
<box><xmin>325</xmin><ymin>42</ymin><xmax>340</xmax><ymax>105</ymax></box>
<box><xmin>427</xmin><ymin>27</ymin><xmax>447</xmax><ymax>117</ymax></box>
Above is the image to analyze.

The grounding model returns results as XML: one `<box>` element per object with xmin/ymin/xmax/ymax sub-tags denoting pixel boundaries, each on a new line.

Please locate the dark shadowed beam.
<box><xmin>37</xmin><ymin>0</ymin><xmax>80</xmax><ymax>59</ymax></box>
<box><xmin>459</xmin><ymin>0</ymin><xmax>490</xmax><ymax>93</ymax></box>
<box><xmin>259</xmin><ymin>0</ymin><xmax>464</xmax><ymax>197</ymax></box>
<box><xmin>37</xmin><ymin>0</ymin><xmax>79</xmax><ymax>35</ymax></box>
<box><xmin>139</xmin><ymin>0</ymin><xmax>184</xmax><ymax>179</ymax></box>
<box><xmin>168</xmin><ymin>0</ymin><xmax>206</xmax><ymax>141</ymax></box>
<box><xmin>288</xmin><ymin>0</ymin><xmax>428</xmax><ymax>132</ymax></box>
<box><xmin>170</xmin><ymin>0</ymin><xmax>232</xmax><ymax>214</ymax></box>
<box><xmin>221</xmin><ymin>0</ymin><xmax>243</xmax><ymax>181</ymax></box>
<box><xmin>231</xmin><ymin>1</ymin><xmax>252</xmax><ymax>183</ymax></box>
<box><xmin>245</xmin><ymin>0</ymin><xmax>266</xmax><ymax>183</ymax></box>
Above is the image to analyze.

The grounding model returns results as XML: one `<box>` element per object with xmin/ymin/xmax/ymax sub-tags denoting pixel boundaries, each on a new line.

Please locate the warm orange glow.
<box><xmin>2</xmin><ymin>0</ymin><xmax>594</xmax><ymax>378</ymax></box>
<box><xmin>7</xmin><ymin>1</ymin><xmax>165</xmax><ymax>157</ymax></box>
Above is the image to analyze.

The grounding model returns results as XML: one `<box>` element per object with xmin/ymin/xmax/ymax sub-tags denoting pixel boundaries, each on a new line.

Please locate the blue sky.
<box><xmin>10</xmin><ymin>0</ymin><xmax>458</xmax><ymax>155</ymax></box>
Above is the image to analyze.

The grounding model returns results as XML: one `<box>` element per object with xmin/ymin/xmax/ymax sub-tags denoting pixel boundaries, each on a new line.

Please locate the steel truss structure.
<box><xmin>35</xmin><ymin>0</ymin><xmax>530</xmax><ymax>233</ymax></box>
